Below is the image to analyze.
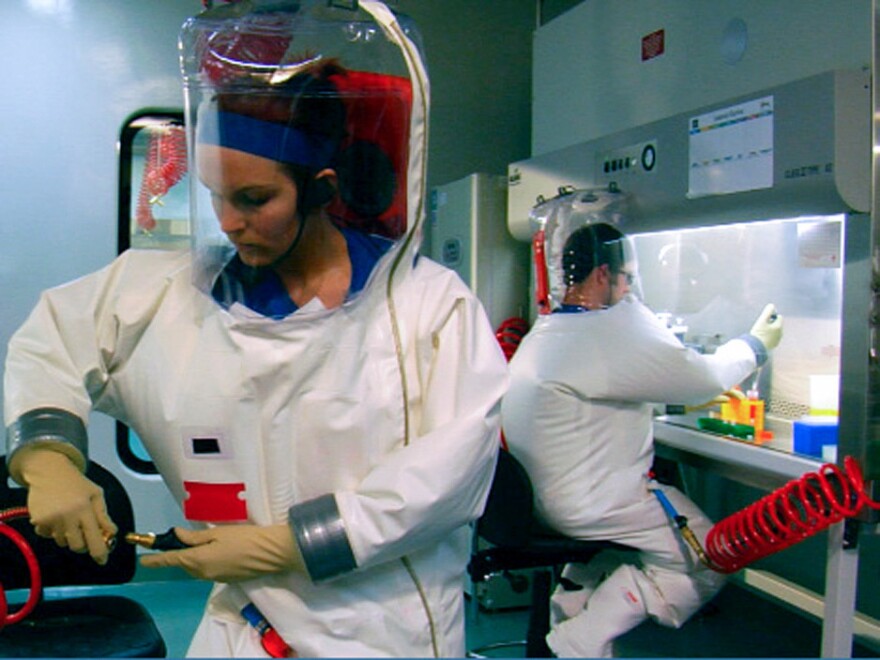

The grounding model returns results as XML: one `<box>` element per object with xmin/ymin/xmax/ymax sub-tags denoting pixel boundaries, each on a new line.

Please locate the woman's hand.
<box><xmin>14</xmin><ymin>448</ymin><xmax>117</xmax><ymax>565</ymax></box>
<box><xmin>139</xmin><ymin>523</ymin><xmax>306</xmax><ymax>582</ymax></box>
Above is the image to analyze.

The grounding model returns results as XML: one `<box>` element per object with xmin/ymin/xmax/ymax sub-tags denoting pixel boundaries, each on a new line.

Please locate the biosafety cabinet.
<box><xmin>507</xmin><ymin>67</ymin><xmax>880</xmax><ymax>656</ymax></box>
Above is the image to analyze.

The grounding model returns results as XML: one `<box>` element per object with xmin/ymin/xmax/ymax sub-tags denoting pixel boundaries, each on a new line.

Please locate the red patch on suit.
<box><xmin>183</xmin><ymin>481</ymin><xmax>248</xmax><ymax>522</ymax></box>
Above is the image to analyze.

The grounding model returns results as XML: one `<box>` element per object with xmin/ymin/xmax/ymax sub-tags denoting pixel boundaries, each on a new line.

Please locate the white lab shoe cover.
<box><xmin>547</xmin><ymin>563</ymin><xmax>649</xmax><ymax>658</ymax></box>
<box><xmin>549</xmin><ymin>551</ymin><xmax>624</xmax><ymax>627</ymax></box>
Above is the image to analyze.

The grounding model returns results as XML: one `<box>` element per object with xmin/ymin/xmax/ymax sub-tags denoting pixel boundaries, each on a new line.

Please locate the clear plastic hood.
<box><xmin>179</xmin><ymin>0</ymin><xmax>428</xmax><ymax>299</ymax></box>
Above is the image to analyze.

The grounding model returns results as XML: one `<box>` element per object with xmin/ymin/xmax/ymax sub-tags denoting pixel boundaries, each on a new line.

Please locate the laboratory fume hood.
<box><xmin>506</xmin><ymin>67</ymin><xmax>879</xmax><ymax>657</ymax></box>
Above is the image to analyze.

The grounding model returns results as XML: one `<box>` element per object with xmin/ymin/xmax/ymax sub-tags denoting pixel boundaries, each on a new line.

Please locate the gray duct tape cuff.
<box><xmin>6</xmin><ymin>407</ymin><xmax>89</xmax><ymax>468</ymax></box>
<box><xmin>289</xmin><ymin>494</ymin><xmax>357</xmax><ymax>582</ymax></box>
<box><xmin>739</xmin><ymin>334</ymin><xmax>768</xmax><ymax>368</ymax></box>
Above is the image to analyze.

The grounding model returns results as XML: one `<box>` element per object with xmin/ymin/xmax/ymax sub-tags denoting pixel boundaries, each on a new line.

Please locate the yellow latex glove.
<box><xmin>687</xmin><ymin>388</ymin><xmax>747</xmax><ymax>412</ymax></box>
<box><xmin>139</xmin><ymin>523</ymin><xmax>306</xmax><ymax>583</ymax></box>
<box><xmin>11</xmin><ymin>448</ymin><xmax>117</xmax><ymax>565</ymax></box>
<box><xmin>750</xmin><ymin>303</ymin><xmax>783</xmax><ymax>351</ymax></box>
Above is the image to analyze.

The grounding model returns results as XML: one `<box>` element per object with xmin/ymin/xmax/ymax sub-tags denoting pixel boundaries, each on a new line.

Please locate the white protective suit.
<box><xmin>4</xmin><ymin>3</ymin><xmax>508</xmax><ymax>657</ymax></box>
<box><xmin>502</xmin><ymin>297</ymin><xmax>760</xmax><ymax>657</ymax></box>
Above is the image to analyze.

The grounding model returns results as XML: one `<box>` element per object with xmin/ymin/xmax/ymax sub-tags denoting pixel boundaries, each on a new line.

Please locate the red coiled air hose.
<box><xmin>0</xmin><ymin>507</ymin><xmax>42</xmax><ymax>630</ymax></box>
<box><xmin>703</xmin><ymin>456</ymin><xmax>880</xmax><ymax>573</ymax></box>
<box><xmin>135</xmin><ymin>125</ymin><xmax>188</xmax><ymax>232</ymax></box>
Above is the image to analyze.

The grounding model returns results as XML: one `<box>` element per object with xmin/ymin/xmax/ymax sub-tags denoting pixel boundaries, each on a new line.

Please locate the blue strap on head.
<box><xmin>198</xmin><ymin>110</ymin><xmax>337</xmax><ymax>169</ymax></box>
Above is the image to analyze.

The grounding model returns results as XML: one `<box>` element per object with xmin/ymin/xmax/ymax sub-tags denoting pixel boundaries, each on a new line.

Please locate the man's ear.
<box><xmin>595</xmin><ymin>263</ymin><xmax>612</xmax><ymax>285</ymax></box>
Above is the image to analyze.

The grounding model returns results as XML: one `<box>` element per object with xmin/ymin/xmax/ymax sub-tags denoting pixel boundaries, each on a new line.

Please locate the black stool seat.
<box><xmin>0</xmin><ymin>596</ymin><xmax>167</xmax><ymax>658</ymax></box>
<box><xmin>469</xmin><ymin>536</ymin><xmax>629</xmax><ymax>581</ymax></box>
<box><xmin>467</xmin><ymin>450</ymin><xmax>636</xmax><ymax>657</ymax></box>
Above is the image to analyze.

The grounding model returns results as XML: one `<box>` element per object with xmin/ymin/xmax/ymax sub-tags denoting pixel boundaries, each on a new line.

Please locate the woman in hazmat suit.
<box><xmin>3</xmin><ymin>2</ymin><xmax>508</xmax><ymax>656</ymax></box>
<box><xmin>502</xmin><ymin>195</ymin><xmax>783</xmax><ymax>658</ymax></box>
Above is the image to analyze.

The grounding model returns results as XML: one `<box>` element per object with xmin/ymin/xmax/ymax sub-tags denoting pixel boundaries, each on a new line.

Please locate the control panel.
<box><xmin>596</xmin><ymin>140</ymin><xmax>658</xmax><ymax>184</ymax></box>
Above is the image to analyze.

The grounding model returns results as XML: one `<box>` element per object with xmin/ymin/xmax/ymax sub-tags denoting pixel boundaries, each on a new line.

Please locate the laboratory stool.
<box><xmin>0</xmin><ymin>456</ymin><xmax>167</xmax><ymax>657</ymax></box>
<box><xmin>467</xmin><ymin>448</ymin><xmax>635</xmax><ymax>658</ymax></box>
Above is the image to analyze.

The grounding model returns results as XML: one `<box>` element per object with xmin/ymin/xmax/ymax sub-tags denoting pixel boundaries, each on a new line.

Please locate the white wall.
<box><xmin>533</xmin><ymin>0</ymin><xmax>871</xmax><ymax>155</ymax></box>
<box><xmin>397</xmin><ymin>0</ymin><xmax>535</xmax><ymax>188</ymax></box>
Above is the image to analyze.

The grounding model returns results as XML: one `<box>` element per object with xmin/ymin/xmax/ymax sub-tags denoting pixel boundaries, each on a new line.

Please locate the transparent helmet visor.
<box><xmin>529</xmin><ymin>188</ymin><xmax>641</xmax><ymax>312</ymax></box>
<box><xmin>179</xmin><ymin>0</ymin><xmax>423</xmax><ymax>298</ymax></box>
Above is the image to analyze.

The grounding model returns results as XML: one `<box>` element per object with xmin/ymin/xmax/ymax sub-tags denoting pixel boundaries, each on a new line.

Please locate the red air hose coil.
<box><xmin>704</xmin><ymin>456</ymin><xmax>880</xmax><ymax>573</ymax></box>
<box><xmin>0</xmin><ymin>507</ymin><xmax>42</xmax><ymax>629</ymax></box>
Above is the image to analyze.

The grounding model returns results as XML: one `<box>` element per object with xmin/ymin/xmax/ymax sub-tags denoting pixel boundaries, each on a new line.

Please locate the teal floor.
<box><xmin>11</xmin><ymin>575</ymin><xmax>880</xmax><ymax>658</ymax></box>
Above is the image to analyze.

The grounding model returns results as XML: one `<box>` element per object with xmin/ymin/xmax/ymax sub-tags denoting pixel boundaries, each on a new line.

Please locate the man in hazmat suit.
<box><xmin>502</xmin><ymin>219</ymin><xmax>783</xmax><ymax>657</ymax></box>
<box><xmin>3</xmin><ymin>2</ymin><xmax>508</xmax><ymax>656</ymax></box>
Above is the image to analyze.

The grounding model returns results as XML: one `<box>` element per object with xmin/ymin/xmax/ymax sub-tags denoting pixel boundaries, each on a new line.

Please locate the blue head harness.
<box><xmin>197</xmin><ymin>109</ymin><xmax>338</xmax><ymax>169</ymax></box>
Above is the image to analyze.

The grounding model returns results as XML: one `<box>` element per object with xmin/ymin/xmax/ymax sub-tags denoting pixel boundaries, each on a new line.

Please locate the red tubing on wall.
<box><xmin>495</xmin><ymin>317</ymin><xmax>530</xmax><ymax>363</ymax></box>
<box><xmin>495</xmin><ymin>316</ymin><xmax>530</xmax><ymax>452</ymax></box>
<box><xmin>0</xmin><ymin>507</ymin><xmax>42</xmax><ymax>630</ymax></box>
<box><xmin>704</xmin><ymin>456</ymin><xmax>880</xmax><ymax>574</ymax></box>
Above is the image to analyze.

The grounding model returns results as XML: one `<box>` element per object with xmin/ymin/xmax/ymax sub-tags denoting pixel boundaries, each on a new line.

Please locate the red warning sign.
<box><xmin>642</xmin><ymin>29</ymin><xmax>665</xmax><ymax>61</ymax></box>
